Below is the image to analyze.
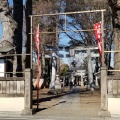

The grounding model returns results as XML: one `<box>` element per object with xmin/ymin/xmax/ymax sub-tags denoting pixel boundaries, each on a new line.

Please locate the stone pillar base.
<box><xmin>48</xmin><ymin>89</ymin><xmax>57</xmax><ymax>95</ymax></box>
<box><xmin>98</xmin><ymin>110</ymin><xmax>111</xmax><ymax>117</ymax></box>
<box><xmin>22</xmin><ymin>108</ymin><xmax>35</xmax><ymax>115</ymax></box>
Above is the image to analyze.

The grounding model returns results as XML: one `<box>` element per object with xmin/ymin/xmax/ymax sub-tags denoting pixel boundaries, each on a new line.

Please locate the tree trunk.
<box><xmin>13</xmin><ymin>0</ymin><xmax>23</xmax><ymax>77</ymax></box>
<box><xmin>25</xmin><ymin>0</ymin><xmax>32</xmax><ymax>69</ymax></box>
<box><xmin>108</xmin><ymin>0</ymin><xmax>120</xmax><ymax>96</ymax></box>
<box><xmin>114</xmin><ymin>28</ymin><xmax>120</xmax><ymax>75</ymax></box>
<box><xmin>109</xmin><ymin>0</ymin><xmax>120</xmax><ymax>75</ymax></box>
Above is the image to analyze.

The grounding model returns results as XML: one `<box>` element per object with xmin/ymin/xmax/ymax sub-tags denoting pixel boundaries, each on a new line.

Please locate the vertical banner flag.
<box><xmin>34</xmin><ymin>24</ymin><xmax>40</xmax><ymax>88</ymax></box>
<box><xmin>35</xmin><ymin>25</ymin><xmax>40</xmax><ymax>51</ymax></box>
<box><xmin>35</xmin><ymin>24</ymin><xmax>40</xmax><ymax>110</ymax></box>
<box><xmin>94</xmin><ymin>22</ymin><xmax>102</xmax><ymax>54</ymax></box>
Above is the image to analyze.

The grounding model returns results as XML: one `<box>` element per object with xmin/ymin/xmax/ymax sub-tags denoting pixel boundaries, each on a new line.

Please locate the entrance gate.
<box><xmin>0</xmin><ymin>9</ymin><xmax>107</xmax><ymax>116</ymax></box>
<box><xmin>29</xmin><ymin>9</ymin><xmax>108</xmax><ymax>116</ymax></box>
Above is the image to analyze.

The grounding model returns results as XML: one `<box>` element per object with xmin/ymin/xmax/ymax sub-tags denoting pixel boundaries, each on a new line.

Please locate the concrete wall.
<box><xmin>0</xmin><ymin>97</ymin><xmax>24</xmax><ymax>111</ymax></box>
<box><xmin>108</xmin><ymin>98</ymin><xmax>120</xmax><ymax>116</ymax></box>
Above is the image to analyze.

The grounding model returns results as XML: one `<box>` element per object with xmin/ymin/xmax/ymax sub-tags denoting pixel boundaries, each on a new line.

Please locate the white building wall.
<box><xmin>108</xmin><ymin>98</ymin><xmax>120</xmax><ymax>116</ymax></box>
<box><xmin>0</xmin><ymin>97</ymin><xmax>24</xmax><ymax>111</ymax></box>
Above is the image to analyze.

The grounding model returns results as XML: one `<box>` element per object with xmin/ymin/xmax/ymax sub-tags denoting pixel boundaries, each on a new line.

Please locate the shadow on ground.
<box><xmin>32</xmin><ymin>87</ymin><xmax>101</xmax><ymax>114</ymax></box>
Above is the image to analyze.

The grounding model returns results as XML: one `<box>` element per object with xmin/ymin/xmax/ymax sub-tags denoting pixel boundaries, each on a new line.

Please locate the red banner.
<box><xmin>94</xmin><ymin>22</ymin><xmax>102</xmax><ymax>54</ymax></box>
<box><xmin>34</xmin><ymin>24</ymin><xmax>40</xmax><ymax>88</ymax></box>
<box><xmin>35</xmin><ymin>25</ymin><xmax>40</xmax><ymax>110</ymax></box>
<box><xmin>35</xmin><ymin>25</ymin><xmax>39</xmax><ymax>51</ymax></box>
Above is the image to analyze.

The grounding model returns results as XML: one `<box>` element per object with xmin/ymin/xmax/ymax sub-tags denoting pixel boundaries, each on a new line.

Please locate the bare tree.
<box><xmin>108</xmin><ymin>0</ymin><xmax>120</xmax><ymax>75</ymax></box>
<box><xmin>32</xmin><ymin>0</ymin><xmax>62</xmax><ymax>46</ymax></box>
<box><xmin>25</xmin><ymin>0</ymin><xmax>32</xmax><ymax>69</ymax></box>
<box><xmin>62</xmin><ymin>0</ymin><xmax>113</xmax><ymax>68</ymax></box>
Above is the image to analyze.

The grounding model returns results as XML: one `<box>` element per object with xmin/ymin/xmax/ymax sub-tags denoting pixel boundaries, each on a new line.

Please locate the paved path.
<box><xmin>33</xmin><ymin>86</ymin><xmax>107</xmax><ymax>120</ymax></box>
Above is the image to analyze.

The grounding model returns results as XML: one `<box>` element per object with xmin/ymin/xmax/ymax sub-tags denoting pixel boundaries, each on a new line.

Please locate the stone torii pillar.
<box><xmin>81</xmin><ymin>74</ymin><xmax>84</xmax><ymax>86</ymax></box>
<box><xmin>49</xmin><ymin>52</ymin><xmax>57</xmax><ymax>94</ymax></box>
<box><xmin>87</xmin><ymin>49</ymin><xmax>94</xmax><ymax>90</ymax></box>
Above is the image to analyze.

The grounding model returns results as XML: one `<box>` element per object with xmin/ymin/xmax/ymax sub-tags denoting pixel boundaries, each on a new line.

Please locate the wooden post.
<box><xmin>30</xmin><ymin>16</ymin><xmax>33</xmax><ymax>70</ymax></box>
<box><xmin>101</xmin><ymin>11</ymin><xmax>105</xmax><ymax>67</ymax></box>
<box><xmin>98</xmin><ymin>11</ymin><xmax>111</xmax><ymax>117</ymax></box>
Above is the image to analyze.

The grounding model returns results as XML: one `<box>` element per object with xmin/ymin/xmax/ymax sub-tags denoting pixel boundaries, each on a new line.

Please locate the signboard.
<box><xmin>0</xmin><ymin>59</ymin><xmax>5</xmax><ymax>77</ymax></box>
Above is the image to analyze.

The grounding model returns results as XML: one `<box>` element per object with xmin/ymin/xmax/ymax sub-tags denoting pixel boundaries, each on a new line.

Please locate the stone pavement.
<box><xmin>32</xmin><ymin>86</ymin><xmax>120</xmax><ymax>120</ymax></box>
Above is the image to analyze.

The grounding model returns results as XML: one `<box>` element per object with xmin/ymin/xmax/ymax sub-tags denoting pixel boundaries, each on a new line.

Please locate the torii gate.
<box><xmin>45</xmin><ymin>45</ymin><xmax>100</xmax><ymax>91</ymax></box>
<box><xmin>69</xmin><ymin>45</ymin><xmax>100</xmax><ymax>91</ymax></box>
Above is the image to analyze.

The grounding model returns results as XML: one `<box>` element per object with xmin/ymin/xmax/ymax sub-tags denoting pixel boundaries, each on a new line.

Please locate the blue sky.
<box><xmin>59</xmin><ymin>33</ymin><xmax>70</xmax><ymax>64</ymax></box>
<box><xmin>8</xmin><ymin>0</ymin><xmax>26</xmax><ymax>6</ymax></box>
